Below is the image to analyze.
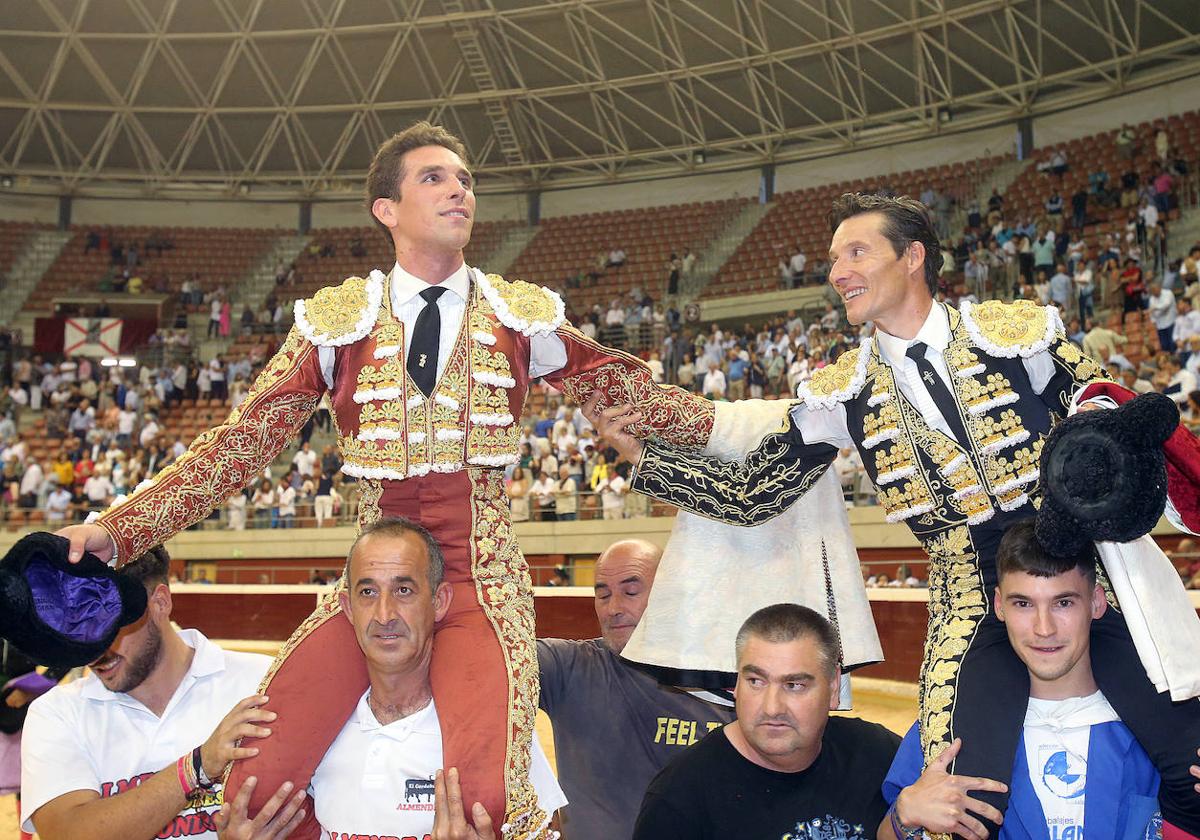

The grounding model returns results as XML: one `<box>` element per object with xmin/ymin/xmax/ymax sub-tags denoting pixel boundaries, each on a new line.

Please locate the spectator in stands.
<box><xmin>1121</xmin><ymin>166</ymin><xmax>1140</xmax><ymax>208</ymax></box>
<box><xmin>83</xmin><ymin>465</ymin><xmax>114</xmax><ymax>512</ymax></box>
<box><xmin>274</xmin><ymin>476</ymin><xmax>296</xmax><ymax>529</ymax></box>
<box><xmin>1073</xmin><ymin>259</ymin><xmax>1096</xmax><ymax>323</ymax></box>
<box><xmin>507</xmin><ymin>467</ymin><xmax>532</xmax><ymax>523</ymax></box>
<box><xmin>1031</xmin><ymin>228</ymin><xmax>1056</xmax><ymax>281</ymax></box>
<box><xmin>1048</xmin><ymin>263</ymin><xmax>1072</xmax><ymax>312</ymax></box>
<box><xmin>225</xmin><ymin>489</ymin><xmax>247</xmax><ymax>531</ymax></box>
<box><xmin>633</xmin><ymin>604</ymin><xmax>899</xmax><ymax>839</ymax></box>
<box><xmin>1179</xmin><ymin>295</ymin><xmax>1200</xmax><ymax>347</ymax></box>
<box><xmin>1116</xmin><ymin>123</ymin><xmax>1136</xmax><ymax>159</ymax></box>
<box><xmin>20</xmin><ymin>546</ymin><xmax>283</xmax><ymax>840</ymax></box>
<box><xmin>208</xmin><ymin>358</ymin><xmax>227</xmax><ymax>402</ymax></box>
<box><xmin>1044</xmin><ymin>189</ymin><xmax>1064</xmax><ymax>233</ymax></box>
<box><xmin>292</xmin><ymin>441</ymin><xmax>317</xmax><ymax>478</ymax></box>
<box><xmin>1070</xmin><ymin>185</ymin><xmax>1088</xmax><ymax>230</ymax></box>
<box><xmin>251</xmin><ymin>478</ymin><xmax>274</xmax><ymax>528</ymax></box>
<box><xmin>207</xmin><ymin>294</ymin><xmax>222</xmax><ymax>338</ymax></box>
<box><xmin>681</xmin><ymin>248</ymin><xmax>696</xmax><ymax>279</ymax></box>
<box><xmin>1119</xmin><ymin>259</ymin><xmax>1148</xmax><ymax>327</ymax></box>
<box><xmin>1152</xmin><ymin>164</ymin><xmax>1174</xmax><ymax>214</ymax></box>
<box><xmin>1049</xmin><ymin>147</ymin><xmax>1068</xmax><ymax>178</ymax></box>
<box><xmin>788</xmin><ymin>244</ymin><xmax>807</xmax><ymax>287</ymax></box>
<box><xmin>607</xmin><ymin>247</ymin><xmax>627</xmax><ymax>270</ymax></box>
<box><xmin>530</xmin><ymin>468</ymin><xmax>556</xmax><ymax>522</ymax></box>
<box><xmin>666</xmin><ymin>253</ymin><xmax>681</xmax><ymax>297</ymax></box>
<box><xmin>553</xmin><ymin>464</ymin><xmax>578</xmax><ymax>522</ymax></box>
<box><xmin>676</xmin><ymin>353</ymin><xmax>696</xmax><ymax>393</ymax></box>
<box><xmin>726</xmin><ymin>350</ymin><xmax>748</xmax><ymax>400</ymax></box>
<box><xmin>964</xmin><ymin>251</ymin><xmax>986</xmax><ymax>301</ymax></box>
<box><xmin>702</xmin><ymin>361</ymin><xmax>726</xmax><ymax>401</ymax></box>
<box><xmin>1154</xmin><ymin>355</ymin><xmax>1197</xmax><ymax>405</ymax></box>
<box><xmin>1082</xmin><ymin>317</ymin><xmax>1128</xmax><ymax>364</ymax></box>
<box><xmin>1149</xmin><ymin>280</ymin><xmax>1178</xmax><ymax>353</ymax></box>
<box><xmin>45</xmin><ymin>481</ymin><xmax>73</xmax><ymax>523</ymax></box>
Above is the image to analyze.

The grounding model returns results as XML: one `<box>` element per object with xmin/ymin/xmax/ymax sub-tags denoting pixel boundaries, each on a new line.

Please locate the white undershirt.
<box><xmin>316</xmin><ymin>264</ymin><xmax>568</xmax><ymax>390</ymax></box>
<box><xmin>1023</xmin><ymin>691</ymin><xmax>1119</xmax><ymax>835</ymax></box>
<box><xmin>310</xmin><ymin>693</ymin><xmax>565</xmax><ymax>839</ymax></box>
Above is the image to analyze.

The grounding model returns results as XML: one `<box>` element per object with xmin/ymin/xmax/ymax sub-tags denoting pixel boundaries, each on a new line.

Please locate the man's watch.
<box><xmin>888</xmin><ymin>802</ymin><xmax>924</xmax><ymax>840</ymax></box>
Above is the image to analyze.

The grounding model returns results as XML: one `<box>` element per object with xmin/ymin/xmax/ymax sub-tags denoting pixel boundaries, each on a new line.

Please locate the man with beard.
<box><xmin>19</xmin><ymin>547</ymin><xmax>299</xmax><ymax>840</ymax></box>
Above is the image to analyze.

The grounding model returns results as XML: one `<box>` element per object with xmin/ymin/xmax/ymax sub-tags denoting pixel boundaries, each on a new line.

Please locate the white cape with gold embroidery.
<box><xmin>621</xmin><ymin>398</ymin><xmax>883</xmax><ymax>675</ymax></box>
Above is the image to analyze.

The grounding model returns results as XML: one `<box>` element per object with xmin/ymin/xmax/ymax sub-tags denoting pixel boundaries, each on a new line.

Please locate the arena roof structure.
<box><xmin>1</xmin><ymin>0</ymin><xmax>1199</xmax><ymax>199</ymax></box>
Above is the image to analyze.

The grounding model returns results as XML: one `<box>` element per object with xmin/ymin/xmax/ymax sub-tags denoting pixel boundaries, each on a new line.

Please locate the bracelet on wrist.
<box><xmin>888</xmin><ymin>801</ymin><xmax>923</xmax><ymax>840</ymax></box>
<box><xmin>176</xmin><ymin>753</ymin><xmax>198</xmax><ymax>799</ymax></box>
<box><xmin>192</xmin><ymin>746</ymin><xmax>217</xmax><ymax>789</ymax></box>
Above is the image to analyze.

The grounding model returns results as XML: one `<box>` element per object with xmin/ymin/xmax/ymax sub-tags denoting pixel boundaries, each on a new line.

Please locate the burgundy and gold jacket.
<box><xmin>97</xmin><ymin>267</ymin><xmax>714</xmax><ymax>562</ymax></box>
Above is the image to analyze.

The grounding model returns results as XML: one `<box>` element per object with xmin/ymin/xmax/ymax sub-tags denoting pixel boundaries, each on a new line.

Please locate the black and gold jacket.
<box><xmin>632</xmin><ymin>300</ymin><xmax>1108</xmax><ymax>586</ymax></box>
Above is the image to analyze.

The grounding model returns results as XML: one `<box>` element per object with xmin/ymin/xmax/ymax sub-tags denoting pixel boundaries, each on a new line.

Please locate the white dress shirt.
<box><xmin>317</xmin><ymin>263</ymin><xmax>568</xmax><ymax>390</ymax></box>
<box><xmin>793</xmin><ymin>305</ymin><xmax>1074</xmax><ymax>447</ymax></box>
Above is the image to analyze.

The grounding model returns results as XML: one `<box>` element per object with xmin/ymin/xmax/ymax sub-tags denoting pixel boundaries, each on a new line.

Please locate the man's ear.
<box><xmin>827</xmin><ymin>673</ymin><xmax>842</xmax><ymax>711</ymax></box>
<box><xmin>906</xmin><ymin>240</ymin><xmax>927</xmax><ymax>280</ymax></box>
<box><xmin>993</xmin><ymin>586</ymin><xmax>1005</xmax><ymax>622</ymax></box>
<box><xmin>433</xmin><ymin>581</ymin><xmax>453</xmax><ymax>623</ymax></box>
<box><xmin>338</xmin><ymin>587</ymin><xmax>351</xmax><ymax>618</ymax></box>
<box><xmin>149</xmin><ymin>582</ymin><xmax>172</xmax><ymax>620</ymax></box>
<box><xmin>371</xmin><ymin>197</ymin><xmax>398</xmax><ymax>231</ymax></box>
<box><xmin>1091</xmin><ymin>582</ymin><xmax>1108</xmax><ymax>620</ymax></box>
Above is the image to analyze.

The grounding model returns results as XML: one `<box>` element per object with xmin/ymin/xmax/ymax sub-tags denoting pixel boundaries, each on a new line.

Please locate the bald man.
<box><xmin>537</xmin><ymin>539</ymin><xmax>735</xmax><ymax>840</ymax></box>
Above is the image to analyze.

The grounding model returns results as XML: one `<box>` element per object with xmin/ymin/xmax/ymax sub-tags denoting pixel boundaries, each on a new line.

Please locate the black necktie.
<box><xmin>408</xmin><ymin>286</ymin><xmax>447</xmax><ymax>397</ymax></box>
<box><xmin>905</xmin><ymin>342</ymin><xmax>971</xmax><ymax>445</ymax></box>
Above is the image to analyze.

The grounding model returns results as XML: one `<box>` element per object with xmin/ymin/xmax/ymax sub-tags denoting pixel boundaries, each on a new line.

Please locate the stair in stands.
<box><xmin>193</xmin><ymin>232</ymin><xmax>311</xmax><ymax>361</ymax></box>
<box><xmin>483</xmin><ymin>223</ymin><xmax>538</xmax><ymax>276</ymax></box>
<box><xmin>0</xmin><ymin>228</ymin><xmax>73</xmax><ymax>338</ymax></box>
<box><xmin>682</xmin><ymin>201</ymin><xmax>772</xmax><ymax>301</ymax></box>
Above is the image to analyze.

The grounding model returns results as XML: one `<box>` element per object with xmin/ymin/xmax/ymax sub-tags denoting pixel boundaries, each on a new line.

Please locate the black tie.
<box><xmin>408</xmin><ymin>286</ymin><xmax>447</xmax><ymax>397</ymax></box>
<box><xmin>905</xmin><ymin>342</ymin><xmax>970</xmax><ymax>445</ymax></box>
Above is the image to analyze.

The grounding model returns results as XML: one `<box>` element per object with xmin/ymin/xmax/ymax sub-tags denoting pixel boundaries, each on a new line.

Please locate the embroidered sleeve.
<box><xmin>546</xmin><ymin>325</ymin><xmax>715</xmax><ymax>449</ymax></box>
<box><xmin>1038</xmin><ymin>334</ymin><xmax>1112</xmax><ymax>415</ymax></box>
<box><xmin>629</xmin><ymin>420</ymin><xmax>837</xmax><ymax>526</ymax></box>
<box><xmin>97</xmin><ymin>327</ymin><xmax>326</xmax><ymax>564</ymax></box>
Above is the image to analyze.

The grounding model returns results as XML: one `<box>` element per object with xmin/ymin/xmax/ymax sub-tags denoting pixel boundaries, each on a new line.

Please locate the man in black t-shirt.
<box><xmin>633</xmin><ymin>604</ymin><xmax>899</xmax><ymax>840</ymax></box>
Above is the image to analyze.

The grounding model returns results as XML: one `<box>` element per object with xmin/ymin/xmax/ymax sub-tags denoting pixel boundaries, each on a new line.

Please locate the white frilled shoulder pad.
<box><xmin>475</xmin><ymin>270</ymin><xmax>566</xmax><ymax>337</ymax></box>
<box><xmin>293</xmin><ymin>270</ymin><xmax>385</xmax><ymax>347</ymax></box>
<box><xmin>959</xmin><ymin>298</ymin><xmax>1062</xmax><ymax>359</ymax></box>
<box><xmin>795</xmin><ymin>343</ymin><xmax>871</xmax><ymax>410</ymax></box>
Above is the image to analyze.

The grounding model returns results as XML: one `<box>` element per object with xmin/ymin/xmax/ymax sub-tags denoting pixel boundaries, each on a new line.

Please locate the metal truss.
<box><xmin>0</xmin><ymin>0</ymin><xmax>1197</xmax><ymax>199</ymax></box>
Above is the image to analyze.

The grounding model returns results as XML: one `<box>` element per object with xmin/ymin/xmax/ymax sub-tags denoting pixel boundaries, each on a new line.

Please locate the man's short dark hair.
<box><xmin>735</xmin><ymin>603</ymin><xmax>841</xmax><ymax>678</ymax></box>
<box><xmin>344</xmin><ymin>517</ymin><xmax>445</xmax><ymax>592</ymax></box>
<box><xmin>996</xmin><ymin>519</ymin><xmax>1097</xmax><ymax>587</ymax></box>
<box><xmin>828</xmin><ymin>193</ymin><xmax>944</xmax><ymax>296</ymax></box>
<box><xmin>119</xmin><ymin>545</ymin><xmax>171</xmax><ymax>590</ymax></box>
<box><xmin>364</xmin><ymin>121</ymin><xmax>471</xmax><ymax>246</ymax></box>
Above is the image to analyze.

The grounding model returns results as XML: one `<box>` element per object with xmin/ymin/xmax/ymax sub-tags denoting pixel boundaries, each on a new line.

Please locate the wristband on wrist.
<box><xmin>888</xmin><ymin>801</ymin><xmax>923</xmax><ymax>840</ymax></box>
<box><xmin>176</xmin><ymin>754</ymin><xmax>197</xmax><ymax>799</ymax></box>
<box><xmin>192</xmin><ymin>746</ymin><xmax>216</xmax><ymax>789</ymax></box>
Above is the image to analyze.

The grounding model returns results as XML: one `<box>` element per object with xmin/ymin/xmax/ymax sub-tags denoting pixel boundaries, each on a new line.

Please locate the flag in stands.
<box><xmin>63</xmin><ymin>317</ymin><xmax>123</xmax><ymax>357</ymax></box>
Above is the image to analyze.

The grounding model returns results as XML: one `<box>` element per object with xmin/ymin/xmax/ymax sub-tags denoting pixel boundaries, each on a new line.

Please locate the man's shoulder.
<box><xmin>476</xmin><ymin>272</ymin><xmax>566</xmax><ymax>336</ymax></box>
<box><xmin>797</xmin><ymin>345</ymin><xmax>868</xmax><ymax>409</ymax></box>
<box><xmin>827</xmin><ymin>716</ymin><xmax>902</xmax><ymax>749</ymax></box>
<box><xmin>959</xmin><ymin>299</ymin><xmax>1062</xmax><ymax>359</ymax></box>
<box><xmin>26</xmin><ymin>675</ymin><xmax>93</xmax><ymax>723</ymax></box>
<box><xmin>295</xmin><ymin>272</ymin><xmax>386</xmax><ymax>347</ymax></box>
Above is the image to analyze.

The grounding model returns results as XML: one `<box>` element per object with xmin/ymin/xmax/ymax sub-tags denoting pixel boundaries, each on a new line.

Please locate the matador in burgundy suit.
<box><xmin>90</xmin><ymin>264</ymin><xmax>712</xmax><ymax>838</ymax></box>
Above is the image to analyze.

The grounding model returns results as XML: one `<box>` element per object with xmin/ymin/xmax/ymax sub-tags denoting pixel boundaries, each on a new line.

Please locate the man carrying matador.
<box><xmin>589</xmin><ymin>193</ymin><xmax>1200</xmax><ymax>840</ymax></box>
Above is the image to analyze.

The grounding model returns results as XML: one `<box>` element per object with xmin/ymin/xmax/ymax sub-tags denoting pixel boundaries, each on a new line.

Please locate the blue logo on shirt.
<box><xmin>1042</xmin><ymin>750</ymin><xmax>1087</xmax><ymax>799</ymax></box>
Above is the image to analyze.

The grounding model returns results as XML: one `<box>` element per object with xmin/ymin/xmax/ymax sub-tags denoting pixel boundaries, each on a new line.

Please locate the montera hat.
<box><xmin>0</xmin><ymin>532</ymin><xmax>147</xmax><ymax>668</ymax></box>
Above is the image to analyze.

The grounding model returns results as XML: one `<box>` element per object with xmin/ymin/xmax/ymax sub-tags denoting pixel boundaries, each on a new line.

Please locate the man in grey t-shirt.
<box><xmin>538</xmin><ymin>539</ymin><xmax>735</xmax><ymax>840</ymax></box>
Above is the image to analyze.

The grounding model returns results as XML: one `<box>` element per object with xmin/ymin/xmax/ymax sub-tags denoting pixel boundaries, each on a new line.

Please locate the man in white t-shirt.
<box><xmin>21</xmin><ymin>546</ymin><xmax>297</xmax><ymax>840</ymax></box>
<box><xmin>291</xmin><ymin>442</ymin><xmax>318</xmax><ymax>478</ymax></box>
<box><xmin>881</xmin><ymin>520</ymin><xmax>1170</xmax><ymax>840</ymax></box>
<box><xmin>219</xmin><ymin>518</ymin><xmax>565</xmax><ymax>840</ymax></box>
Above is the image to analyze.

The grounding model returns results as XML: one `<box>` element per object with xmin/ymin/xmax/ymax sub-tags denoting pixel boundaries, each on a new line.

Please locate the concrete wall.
<box><xmin>0</xmin><ymin>194</ymin><xmax>59</xmax><ymax>224</ymax></box>
<box><xmin>70</xmin><ymin>197</ymin><xmax>296</xmax><ymax>229</ymax></box>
